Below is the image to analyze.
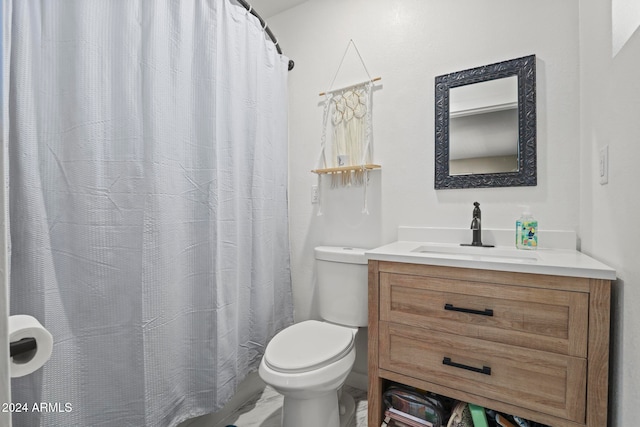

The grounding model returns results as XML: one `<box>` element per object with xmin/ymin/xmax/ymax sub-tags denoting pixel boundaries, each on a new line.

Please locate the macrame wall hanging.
<box><xmin>312</xmin><ymin>39</ymin><xmax>381</xmax><ymax>215</ymax></box>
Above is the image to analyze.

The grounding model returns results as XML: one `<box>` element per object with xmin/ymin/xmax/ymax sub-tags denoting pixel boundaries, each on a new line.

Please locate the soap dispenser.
<box><xmin>516</xmin><ymin>207</ymin><xmax>538</xmax><ymax>250</ymax></box>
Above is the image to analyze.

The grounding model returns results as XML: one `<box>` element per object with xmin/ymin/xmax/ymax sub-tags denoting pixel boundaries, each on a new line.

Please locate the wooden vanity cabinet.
<box><xmin>368</xmin><ymin>261</ymin><xmax>611</xmax><ymax>427</ymax></box>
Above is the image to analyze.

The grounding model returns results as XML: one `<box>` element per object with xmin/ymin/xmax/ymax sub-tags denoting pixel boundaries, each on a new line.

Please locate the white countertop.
<box><xmin>366</xmin><ymin>240</ymin><xmax>616</xmax><ymax>280</ymax></box>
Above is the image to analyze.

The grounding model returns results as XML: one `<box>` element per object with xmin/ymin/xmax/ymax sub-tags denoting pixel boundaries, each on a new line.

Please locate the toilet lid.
<box><xmin>264</xmin><ymin>320</ymin><xmax>355</xmax><ymax>373</ymax></box>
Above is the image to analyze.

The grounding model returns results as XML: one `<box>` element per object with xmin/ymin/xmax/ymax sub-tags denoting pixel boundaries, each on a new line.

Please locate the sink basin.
<box><xmin>411</xmin><ymin>244</ymin><xmax>538</xmax><ymax>262</ymax></box>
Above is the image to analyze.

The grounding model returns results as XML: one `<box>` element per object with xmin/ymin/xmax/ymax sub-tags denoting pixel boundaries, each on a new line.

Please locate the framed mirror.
<box><xmin>434</xmin><ymin>55</ymin><xmax>536</xmax><ymax>189</ymax></box>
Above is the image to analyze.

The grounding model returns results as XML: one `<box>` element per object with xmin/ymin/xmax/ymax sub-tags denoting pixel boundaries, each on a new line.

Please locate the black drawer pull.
<box><xmin>444</xmin><ymin>303</ymin><xmax>493</xmax><ymax>317</ymax></box>
<box><xmin>443</xmin><ymin>357</ymin><xmax>492</xmax><ymax>375</ymax></box>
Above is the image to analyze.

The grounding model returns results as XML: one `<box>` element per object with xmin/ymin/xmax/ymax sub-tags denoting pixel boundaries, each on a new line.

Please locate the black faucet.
<box><xmin>461</xmin><ymin>202</ymin><xmax>494</xmax><ymax>247</ymax></box>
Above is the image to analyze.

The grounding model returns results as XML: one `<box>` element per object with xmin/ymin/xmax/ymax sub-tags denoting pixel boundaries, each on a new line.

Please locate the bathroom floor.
<box><xmin>216</xmin><ymin>385</ymin><xmax>368</xmax><ymax>427</ymax></box>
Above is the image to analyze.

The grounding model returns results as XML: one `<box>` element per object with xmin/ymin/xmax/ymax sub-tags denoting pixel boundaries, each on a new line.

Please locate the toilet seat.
<box><xmin>264</xmin><ymin>320</ymin><xmax>355</xmax><ymax>373</ymax></box>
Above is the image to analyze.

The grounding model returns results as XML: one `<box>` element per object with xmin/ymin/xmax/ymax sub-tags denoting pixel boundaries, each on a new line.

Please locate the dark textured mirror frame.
<box><xmin>434</xmin><ymin>55</ymin><xmax>537</xmax><ymax>189</ymax></box>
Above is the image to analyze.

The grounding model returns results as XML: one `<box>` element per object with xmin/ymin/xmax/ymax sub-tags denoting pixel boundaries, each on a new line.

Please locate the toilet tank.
<box><xmin>315</xmin><ymin>246</ymin><xmax>369</xmax><ymax>327</ymax></box>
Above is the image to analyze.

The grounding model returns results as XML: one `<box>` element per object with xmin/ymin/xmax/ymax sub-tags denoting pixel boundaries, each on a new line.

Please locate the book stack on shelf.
<box><xmin>382</xmin><ymin>407</ymin><xmax>435</xmax><ymax>427</ymax></box>
<box><xmin>381</xmin><ymin>386</ymin><xmax>446</xmax><ymax>427</ymax></box>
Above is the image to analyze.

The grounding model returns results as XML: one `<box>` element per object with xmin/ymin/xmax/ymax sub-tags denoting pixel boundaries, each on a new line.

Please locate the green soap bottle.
<box><xmin>516</xmin><ymin>206</ymin><xmax>538</xmax><ymax>250</ymax></box>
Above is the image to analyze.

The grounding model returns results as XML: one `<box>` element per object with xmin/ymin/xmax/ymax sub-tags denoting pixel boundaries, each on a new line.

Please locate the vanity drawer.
<box><xmin>380</xmin><ymin>272</ymin><xmax>588</xmax><ymax>357</ymax></box>
<box><xmin>379</xmin><ymin>321</ymin><xmax>587</xmax><ymax>423</ymax></box>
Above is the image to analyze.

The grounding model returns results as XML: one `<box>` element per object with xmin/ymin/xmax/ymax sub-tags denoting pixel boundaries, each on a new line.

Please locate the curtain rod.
<box><xmin>236</xmin><ymin>0</ymin><xmax>295</xmax><ymax>71</ymax></box>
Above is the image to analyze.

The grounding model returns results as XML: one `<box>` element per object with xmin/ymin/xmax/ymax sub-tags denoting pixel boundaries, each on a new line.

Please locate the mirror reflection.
<box><xmin>449</xmin><ymin>76</ymin><xmax>518</xmax><ymax>175</ymax></box>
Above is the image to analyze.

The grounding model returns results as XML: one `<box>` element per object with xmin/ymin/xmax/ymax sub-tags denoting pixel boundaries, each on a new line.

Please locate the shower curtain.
<box><xmin>4</xmin><ymin>1</ymin><xmax>293</xmax><ymax>426</ymax></box>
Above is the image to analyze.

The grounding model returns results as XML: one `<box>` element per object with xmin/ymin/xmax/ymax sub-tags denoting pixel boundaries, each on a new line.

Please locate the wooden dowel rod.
<box><xmin>319</xmin><ymin>77</ymin><xmax>381</xmax><ymax>97</ymax></box>
<box><xmin>311</xmin><ymin>164</ymin><xmax>381</xmax><ymax>174</ymax></box>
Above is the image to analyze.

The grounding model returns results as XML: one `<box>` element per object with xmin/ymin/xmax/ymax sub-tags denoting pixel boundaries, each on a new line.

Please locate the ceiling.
<box><xmin>246</xmin><ymin>0</ymin><xmax>308</xmax><ymax>18</ymax></box>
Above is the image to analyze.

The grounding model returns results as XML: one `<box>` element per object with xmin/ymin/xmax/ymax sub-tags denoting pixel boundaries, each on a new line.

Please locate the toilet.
<box><xmin>259</xmin><ymin>246</ymin><xmax>368</xmax><ymax>427</ymax></box>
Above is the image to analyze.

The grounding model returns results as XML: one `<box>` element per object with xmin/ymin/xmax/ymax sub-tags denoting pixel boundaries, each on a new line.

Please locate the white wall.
<box><xmin>579</xmin><ymin>1</ymin><xmax>640</xmax><ymax>425</ymax></box>
<box><xmin>270</xmin><ymin>0</ymin><xmax>581</xmax><ymax>378</ymax></box>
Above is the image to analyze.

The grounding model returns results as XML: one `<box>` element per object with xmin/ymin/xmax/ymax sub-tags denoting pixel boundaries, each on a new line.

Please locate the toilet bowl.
<box><xmin>259</xmin><ymin>246</ymin><xmax>369</xmax><ymax>427</ymax></box>
<box><xmin>259</xmin><ymin>246</ymin><xmax>368</xmax><ymax>427</ymax></box>
<box><xmin>259</xmin><ymin>320</ymin><xmax>357</xmax><ymax>427</ymax></box>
